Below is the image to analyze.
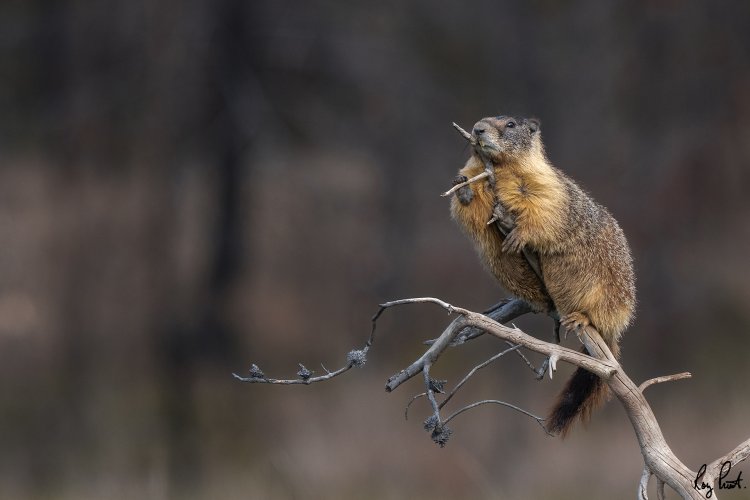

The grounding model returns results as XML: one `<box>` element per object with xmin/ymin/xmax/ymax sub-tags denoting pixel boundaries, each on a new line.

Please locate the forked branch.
<box><xmin>236</xmin><ymin>293</ymin><xmax>747</xmax><ymax>499</ymax></box>
<box><xmin>374</xmin><ymin>298</ymin><xmax>748</xmax><ymax>499</ymax></box>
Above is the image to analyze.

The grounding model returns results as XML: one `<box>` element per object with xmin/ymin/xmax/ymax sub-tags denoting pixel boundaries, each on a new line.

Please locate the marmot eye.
<box><xmin>506</xmin><ymin>121</ymin><xmax>516</xmax><ymax>128</ymax></box>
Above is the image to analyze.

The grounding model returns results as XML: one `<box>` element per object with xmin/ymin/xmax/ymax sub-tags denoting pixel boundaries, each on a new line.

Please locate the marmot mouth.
<box><xmin>476</xmin><ymin>142</ymin><xmax>500</xmax><ymax>154</ymax></box>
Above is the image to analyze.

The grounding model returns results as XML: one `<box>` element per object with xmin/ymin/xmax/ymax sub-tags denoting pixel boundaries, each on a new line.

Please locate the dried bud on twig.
<box><xmin>248</xmin><ymin>364</ymin><xmax>266</xmax><ymax>379</ymax></box>
<box><xmin>431</xmin><ymin>425</ymin><xmax>453</xmax><ymax>447</ymax></box>
<box><xmin>423</xmin><ymin>415</ymin><xmax>439</xmax><ymax>431</ymax></box>
<box><xmin>428</xmin><ymin>378</ymin><xmax>447</xmax><ymax>393</ymax></box>
<box><xmin>347</xmin><ymin>349</ymin><xmax>367</xmax><ymax>367</ymax></box>
<box><xmin>297</xmin><ymin>364</ymin><xmax>312</xmax><ymax>380</ymax></box>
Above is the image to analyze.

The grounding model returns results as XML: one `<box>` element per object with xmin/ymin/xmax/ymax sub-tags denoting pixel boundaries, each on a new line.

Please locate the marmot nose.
<box><xmin>472</xmin><ymin>125</ymin><xmax>486</xmax><ymax>136</ymax></box>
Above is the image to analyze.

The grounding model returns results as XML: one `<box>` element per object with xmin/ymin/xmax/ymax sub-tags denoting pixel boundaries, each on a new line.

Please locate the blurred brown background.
<box><xmin>2</xmin><ymin>1</ymin><xmax>750</xmax><ymax>499</ymax></box>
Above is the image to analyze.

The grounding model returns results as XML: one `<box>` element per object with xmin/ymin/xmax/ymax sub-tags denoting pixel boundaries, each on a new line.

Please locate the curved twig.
<box><xmin>438</xmin><ymin>344</ymin><xmax>521</xmax><ymax>410</ymax></box>
<box><xmin>234</xmin><ymin>298</ymin><xmax>380</xmax><ymax>384</ymax></box>
<box><xmin>639</xmin><ymin>372</ymin><xmax>692</xmax><ymax>392</ymax></box>
<box><xmin>443</xmin><ymin>399</ymin><xmax>550</xmax><ymax>435</ymax></box>
<box><xmin>404</xmin><ymin>392</ymin><xmax>427</xmax><ymax>420</ymax></box>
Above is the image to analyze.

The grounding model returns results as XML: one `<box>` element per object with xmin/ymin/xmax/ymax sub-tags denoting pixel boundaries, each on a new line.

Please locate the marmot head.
<box><xmin>471</xmin><ymin>115</ymin><xmax>543</xmax><ymax>164</ymax></box>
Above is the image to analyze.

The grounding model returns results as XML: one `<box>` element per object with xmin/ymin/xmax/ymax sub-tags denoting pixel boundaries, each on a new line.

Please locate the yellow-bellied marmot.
<box><xmin>450</xmin><ymin>115</ymin><xmax>635</xmax><ymax>435</ymax></box>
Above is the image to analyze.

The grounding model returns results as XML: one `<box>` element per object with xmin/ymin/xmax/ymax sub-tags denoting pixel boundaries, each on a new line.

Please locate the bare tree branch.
<box><xmin>640</xmin><ymin>466</ymin><xmax>652</xmax><ymax>500</ymax></box>
<box><xmin>382</xmin><ymin>298</ymin><xmax>532</xmax><ymax>392</ymax></box>
<box><xmin>704</xmin><ymin>437</ymin><xmax>750</xmax><ymax>486</ymax></box>
<box><xmin>238</xmin><ymin>294</ymin><xmax>747</xmax><ymax>498</ymax></box>
<box><xmin>233</xmin><ymin>299</ymin><xmax>380</xmax><ymax>384</ymax></box>
<box><xmin>424</xmin><ymin>298</ymin><xmax>533</xmax><ymax>346</ymax></box>
<box><xmin>459</xmin><ymin>310</ymin><xmax>618</xmax><ymax>378</ymax></box>
<box><xmin>657</xmin><ymin>479</ymin><xmax>666</xmax><ymax>500</ymax></box>
<box><xmin>377</xmin><ymin>298</ymin><xmax>731</xmax><ymax>499</ymax></box>
<box><xmin>639</xmin><ymin>372</ymin><xmax>692</xmax><ymax>392</ymax></box>
<box><xmin>422</xmin><ymin>363</ymin><xmax>443</xmax><ymax>425</ymax></box>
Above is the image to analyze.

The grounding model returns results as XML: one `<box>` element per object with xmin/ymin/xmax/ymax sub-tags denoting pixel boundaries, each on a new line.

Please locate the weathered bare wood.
<box><xmin>639</xmin><ymin>372</ymin><xmax>692</xmax><ymax>392</ymax></box>
<box><xmin>382</xmin><ymin>297</ymin><xmax>743</xmax><ymax>499</ymax></box>
<box><xmin>382</xmin><ymin>298</ymin><xmax>531</xmax><ymax>392</ymax></box>
<box><xmin>640</xmin><ymin>467</ymin><xmax>652</xmax><ymax>499</ymax></box>
<box><xmin>239</xmin><ymin>293</ymin><xmax>746</xmax><ymax>498</ymax></box>
<box><xmin>702</xmin><ymin>437</ymin><xmax>750</xmax><ymax>489</ymax></box>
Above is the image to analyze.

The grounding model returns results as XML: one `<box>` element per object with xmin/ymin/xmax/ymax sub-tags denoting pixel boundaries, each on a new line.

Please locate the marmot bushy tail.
<box><xmin>546</xmin><ymin>346</ymin><xmax>606</xmax><ymax>436</ymax></box>
<box><xmin>450</xmin><ymin>115</ymin><xmax>635</xmax><ymax>435</ymax></box>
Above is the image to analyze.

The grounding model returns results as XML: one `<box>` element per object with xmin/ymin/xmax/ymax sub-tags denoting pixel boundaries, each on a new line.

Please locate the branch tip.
<box><xmin>451</xmin><ymin>122</ymin><xmax>474</xmax><ymax>143</ymax></box>
<box><xmin>431</xmin><ymin>425</ymin><xmax>453</xmax><ymax>447</ymax></box>
<box><xmin>639</xmin><ymin>372</ymin><xmax>692</xmax><ymax>393</ymax></box>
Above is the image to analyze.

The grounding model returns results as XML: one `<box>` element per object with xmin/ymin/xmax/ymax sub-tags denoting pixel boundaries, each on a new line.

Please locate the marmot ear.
<box><xmin>527</xmin><ymin>118</ymin><xmax>541</xmax><ymax>133</ymax></box>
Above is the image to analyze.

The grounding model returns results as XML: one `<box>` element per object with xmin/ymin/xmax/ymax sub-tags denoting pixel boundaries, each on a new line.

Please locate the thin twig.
<box><xmin>452</xmin><ymin>122</ymin><xmax>476</xmax><ymax>143</ymax></box>
<box><xmin>423</xmin><ymin>363</ymin><xmax>442</xmax><ymax>426</ymax></box>
<box><xmin>233</xmin><ymin>364</ymin><xmax>350</xmax><ymax>385</ymax></box>
<box><xmin>378</xmin><ymin>297</ymin><xmax>464</xmax><ymax>315</ymax></box>
<box><xmin>404</xmin><ymin>392</ymin><xmax>427</xmax><ymax>420</ymax></box>
<box><xmin>451</xmin><ymin>121</ymin><xmax>497</xmax><ymax>188</ymax></box>
<box><xmin>443</xmin><ymin>399</ymin><xmax>551</xmax><ymax>435</ymax></box>
<box><xmin>438</xmin><ymin>344</ymin><xmax>521</xmax><ymax>410</ymax></box>
<box><xmin>234</xmin><ymin>300</ymin><xmax>380</xmax><ymax>385</ymax></box>
<box><xmin>441</xmin><ymin>171</ymin><xmax>490</xmax><ymax>197</ymax></box>
<box><xmin>639</xmin><ymin>372</ymin><xmax>692</xmax><ymax>392</ymax></box>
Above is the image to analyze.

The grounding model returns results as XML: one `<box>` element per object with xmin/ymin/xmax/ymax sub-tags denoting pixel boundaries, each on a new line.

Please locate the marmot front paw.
<box><xmin>501</xmin><ymin>227</ymin><xmax>525</xmax><ymax>254</ymax></box>
<box><xmin>489</xmin><ymin>201</ymin><xmax>516</xmax><ymax>230</ymax></box>
<box><xmin>452</xmin><ymin>175</ymin><xmax>474</xmax><ymax>205</ymax></box>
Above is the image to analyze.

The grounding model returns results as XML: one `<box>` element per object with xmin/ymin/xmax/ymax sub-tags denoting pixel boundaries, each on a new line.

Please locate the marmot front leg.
<box><xmin>489</xmin><ymin>202</ymin><xmax>528</xmax><ymax>254</ymax></box>
<box><xmin>488</xmin><ymin>200</ymin><xmax>516</xmax><ymax>232</ymax></box>
<box><xmin>501</xmin><ymin>224</ymin><xmax>528</xmax><ymax>254</ymax></box>
<box><xmin>452</xmin><ymin>175</ymin><xmax>474</xmax><ymax>206</ymax></box>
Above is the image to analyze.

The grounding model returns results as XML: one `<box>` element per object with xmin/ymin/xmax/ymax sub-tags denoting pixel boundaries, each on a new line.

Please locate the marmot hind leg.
<box><xmin>560</xmin><ymin>312</ymin><xmax>590</xmax><ymax>339</ymax></box>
